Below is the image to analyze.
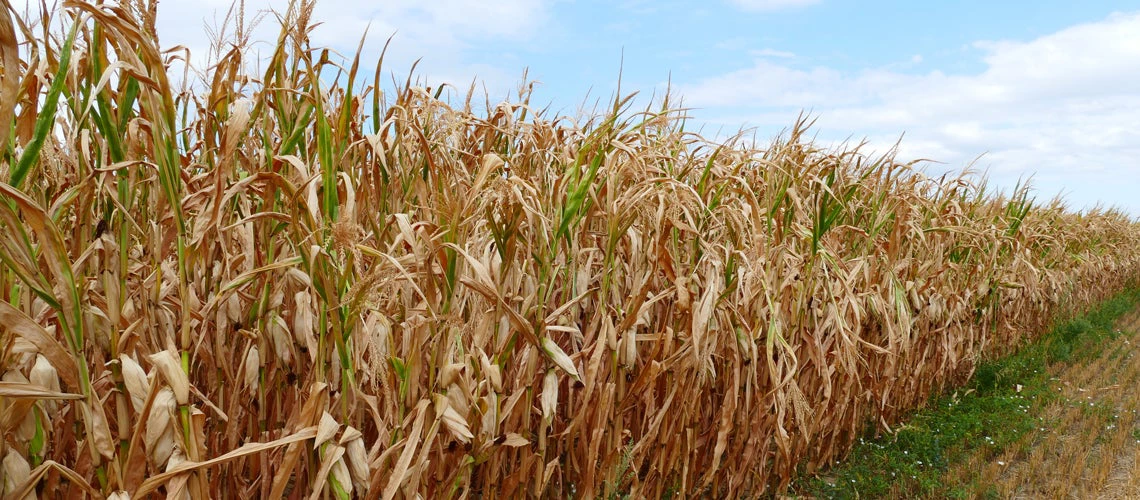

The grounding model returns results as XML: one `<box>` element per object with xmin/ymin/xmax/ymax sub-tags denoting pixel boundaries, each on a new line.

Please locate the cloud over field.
<box><xmin>680</xmin><ymin>12</ymin><xmax>1140</xmax><ymax>214</ymax></box>
<box><xmin>2</xmin><ymin>0</ymin><xmax>543</xmax><ymax>97</ymax></box>
<box><xmin>167</xmin><ymin>0</ymin><xmax>547</xmax><ymax>88</ymax></box>
<box><xmin>728</xmin><ymin>0</ymin><xmax>821</xmax><ymax>12</ymax></box>
<box><xmin>10</xmin><ymin>1</ymin><xmax>1136</xmax><ymax>214</ymax></box>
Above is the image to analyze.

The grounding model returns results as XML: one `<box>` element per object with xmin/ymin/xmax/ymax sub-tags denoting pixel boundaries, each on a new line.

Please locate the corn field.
<box><xmin>1</xmin><ymin>1</ymin><xmax>1138</xmax><ymax>498</ymax></box>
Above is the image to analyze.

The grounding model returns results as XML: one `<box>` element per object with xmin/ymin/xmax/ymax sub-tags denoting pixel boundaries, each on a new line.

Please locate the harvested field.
<box><xmin>797</xmin><ymin>289</ymin><xmax>1140</xmax><ymax>498</ymax></box>
<box><xmin>1</xmin><ymin>1</ymin><xmax>1139</xmax><ymax>498</ymax></box>
<box><xmin>960</xmin><ymin>305</ymin><xmax>1140</xmax><ymax>498</ymax></box>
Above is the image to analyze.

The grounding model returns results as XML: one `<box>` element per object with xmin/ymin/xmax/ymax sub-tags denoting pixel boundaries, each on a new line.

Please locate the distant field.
<box><xmin>1</xmin><ymin>1</ymin><xmax>1139</xmax><ymax>498</ymax></box>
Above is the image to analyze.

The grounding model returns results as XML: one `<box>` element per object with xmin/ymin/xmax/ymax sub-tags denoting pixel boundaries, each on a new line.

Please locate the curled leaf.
<box><xmin>341</xmin><ymin>428</ymin><xmax>369</xmax><ymax>492</ymax></box>
<box><xmin>541</xmin><ymin>337</ymin><xmax>579</xmax><ymax>380</ymax></box>
<box><xmin>438</xmin><ymin>363</ymin><xmax>464</xmax><ymax>389</ymax></box>
<box><xmin>1</xmin><ymin>449</ymin><xmax>32</xmax><ymax>500</ymax></box>
<box><xmin>502</xmin><ymin>432</ymin><xmax>530</xmax><ymax>448</ymax></box>
<box><xmin>541</xmin><ymin>370</ymin><xmax>559</xmax><ymax>422</ymax></box>
<box><xmin>146</xmin><ymin>388</ymin><xmax>178</xmax><ymax>468</ymax></box>
<box><xmin>434</xmin><ymin>393</ymin><xmax>473</xmax><ymax>443</ymax></box>
<box><xmin>243</xmin><ymin>346</ymin><xmax>260</xmax><ymax>390</ymax></box>
<box><xmin>119</xmin><ymin>354</ymin><xmax>150</xmax><ymax>413</ymax></box>
<box><xmin>149</xmin><ymin>350</ymin><xmax>189</xmax><ymax>405</ymax></box>
<box><xmin>314</xmin><ymin>411</ymin><xmax>339</xmax><ymax>449</ymax></box>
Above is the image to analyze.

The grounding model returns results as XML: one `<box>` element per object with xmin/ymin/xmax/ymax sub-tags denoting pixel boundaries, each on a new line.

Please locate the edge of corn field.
<box><xmin>790</xmin><ymin>285</ymin><xmax>1140</xmax><ymax>498</ymax></box>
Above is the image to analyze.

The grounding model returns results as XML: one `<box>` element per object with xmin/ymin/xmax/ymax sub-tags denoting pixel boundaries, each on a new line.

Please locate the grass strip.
<box><xmin>794</xmin><ymin>286</ymin><xmax>1140</xmax><ymax>499</ymax></box>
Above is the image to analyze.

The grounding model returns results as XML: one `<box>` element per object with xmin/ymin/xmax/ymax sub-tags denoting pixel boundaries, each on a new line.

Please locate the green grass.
<box><xmin>792</xmin><ymin>286</ymin><xmax>1140</xmax><ymax>499</ymax></box>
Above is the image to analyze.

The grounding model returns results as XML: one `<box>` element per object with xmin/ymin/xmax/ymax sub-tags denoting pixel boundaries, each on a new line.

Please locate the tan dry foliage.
<box><xmin>0</xmin><ymin>1</ymin><xmax>1137</xmax><ymax>498</ymax></box>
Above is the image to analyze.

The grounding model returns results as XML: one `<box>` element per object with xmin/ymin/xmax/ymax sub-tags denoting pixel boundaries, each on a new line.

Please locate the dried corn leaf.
<box><xmin>434</xmin><ymin>393</ymin><xmax>473</xmax><ymax>443</ymax></box>
<box><xmin>540</xmin><ymin>337</ymin><xmax>579</xmax><ymax>380</ymax></box>
<box><xmin>149</xmin><ymin>350</ymin><xmax>189</xmax><ymax>405</ymax></box>
<box><xmin>135</xmin><ymin>427</ymin><xmax>319</xmax><ymax>497</ymax></box>
<box><xmin>314</xmin><ymin>411</ymin><xmax>339</xmax><ymax>449</ymax></box>
<box><xmin>0</xmin><ymin>302</ymin><xmax>79</xmax><ymax>390</ymax></box>
<box><xmin>0</xmin><ymin>381</ymin><xmax>83</xmax><ymax>400</ymax></box>
<box><xmin>120</xmin><ymin>354</ymin><xmax>150</xmax><ymax>413</ymax></box>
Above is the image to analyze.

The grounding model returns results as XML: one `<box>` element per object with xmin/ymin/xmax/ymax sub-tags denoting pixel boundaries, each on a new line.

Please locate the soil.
<box><xmin>943</xmin><ymin>307</ymin><xmax>1140</xmax><ymax>498</ymax></box>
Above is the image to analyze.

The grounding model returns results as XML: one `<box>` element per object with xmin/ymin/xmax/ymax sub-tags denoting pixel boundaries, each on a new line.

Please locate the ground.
<box><xmin>946</xmin><ymin>306</ymin><xmax>1140</xmax><ymax>498</ymax></box>
<box><xmin>797</xmin><ymin>293</ymin><xmax>1140</xmax><ymax>499</ymax></box>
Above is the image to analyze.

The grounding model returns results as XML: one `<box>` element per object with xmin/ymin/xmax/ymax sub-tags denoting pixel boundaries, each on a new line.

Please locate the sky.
<box><xmin>19</xmin><ymin>0</ymin><xmax>1140</xmax><ymax>214</ymax></box>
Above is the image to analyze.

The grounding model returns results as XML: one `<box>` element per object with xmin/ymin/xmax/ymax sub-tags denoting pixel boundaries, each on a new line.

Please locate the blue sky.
<box><xmin>67</xmin><ymin>0</ymin><xmax>1140</xmax><ymax>214</ymax></box>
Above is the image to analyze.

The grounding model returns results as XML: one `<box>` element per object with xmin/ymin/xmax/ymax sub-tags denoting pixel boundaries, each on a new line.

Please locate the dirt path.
<box><xmin>939</xmin><ymin>307</ymin><xmax>1140</xmax><ymax>498</ymax></box>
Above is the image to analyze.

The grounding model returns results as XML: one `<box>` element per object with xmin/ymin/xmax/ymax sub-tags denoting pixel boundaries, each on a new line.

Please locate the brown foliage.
<box><xmin>0</xmin><ymin>1</ymin><xmax>1138</xmax><ymax>497</ymax></box>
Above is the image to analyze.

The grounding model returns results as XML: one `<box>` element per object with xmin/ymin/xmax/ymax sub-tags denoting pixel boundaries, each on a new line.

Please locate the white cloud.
<box><xmin>177</xmin><ymin>1</ymin><xmax>546</xmax><ymax>85</ymax></box>
<box><xmin>13</xmin><ymin>0</ymin><xmax>549</xmax><ymax>96</ymax></box>
<box><xmin>679</xmin><ymin>12</ymin><xmax>1140</xmax><ymax>213</ymax></box>
<box><xmin>728</xmin><ymin>0</ymin><xmax>820</xmax><ymax>12</ymax></box>
<box><xmin>752</xmin><ymin>48</ymin><xmax>796</xmax><ymax>58</ymax></box>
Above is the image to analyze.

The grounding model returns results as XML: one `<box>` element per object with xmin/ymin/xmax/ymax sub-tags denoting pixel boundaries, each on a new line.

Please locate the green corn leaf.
<box><xmin>9</xmin><ymin>21</ymin><xmax>79</xmax><ymax>188</ymax></box>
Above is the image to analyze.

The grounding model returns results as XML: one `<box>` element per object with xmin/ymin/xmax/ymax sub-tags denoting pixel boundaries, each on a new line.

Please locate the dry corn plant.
<box><xmin>1</xmin><ymin>1</ymin><xmax>1139</xmax><ymax>498</ymax></box>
